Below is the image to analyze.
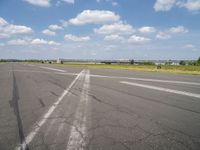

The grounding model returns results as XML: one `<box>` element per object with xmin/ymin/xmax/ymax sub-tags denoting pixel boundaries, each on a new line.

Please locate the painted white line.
<box><xmin>12</xmin><ymin>69</ymin><xmax>77</xmax><ymax>76</ymax></box>
<box><xmin>56</xmin><ymin>72</ymin><xmax>78</xmax><ymax>76</ymax></box>
<box><xmin>67</xmin><ymin>70</ymin><xmax>90</xmax><ymax>150</ymax></box>
<box><xmin>16</xmin><ymin>70</ymin><xmax>85</xmax><ymax>150</ymax></box>
<box><xmin>40</xmin><ymin>66</ymin><xmax>66</xmax><ymax>72</ymax></box>
<box><xmin>12</xmin><ymin>69</ymin><xmax>200</xmax><ymax>86</ymax></box>
<box><xmin>121</xmin><ymin>81</ymin><xmax>200</xmax><ymax>99</ymax></box>
<box><xmin>28</xmin><ymin>64</ymin><xmax>35</xmax><ymax>67</ymax></box>
<box><xmin>12</xmin><ymin>70</ymin><xmax>56</xmax><ymax>74</ymax></box>
<box><xmin>91</xmin><ymin>74</ymin><xmax>200</xmax><ymax>86</ymax></box>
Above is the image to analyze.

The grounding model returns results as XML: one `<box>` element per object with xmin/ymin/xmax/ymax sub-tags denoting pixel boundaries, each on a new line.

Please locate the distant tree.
<box><xmin>189</xmin><ymin>57</ymin><xmax>200</xmax><ymax>66</ymax></box>
<box><xmin>130</xmin><ymin>59</ymin><xmax>134</xmax><ymax>65</ymax></box>
<box><xmin>188</xmin><ymin>61</ymin><xmax>197</xmax><ymax>66</ymax></box>
<box><xmin>105</xmin><ymin>62</ymin><xmax>111</xmax><ymax>64</ymax></box>
<box><xmin>197</xmin><ymin>57</ymin><xmax>200</xmax><ymax>65</ymax></box>
<box><xmin>179</xmin><ymin>60</ymin><xmax>186</xmax><ymax>65</ymax></box>
<box><xmin>157</xmin><ymin>64</ymin><xmax>162</xmax><ymax>69</ymax></box>
<box><xmin>140</xmin><ymin>61</ymin><xmax>155</xmax><ymax>65</ymax></box>
<box><xmin>188</xmin><ymin>61</ymin><xmax>193</xmax><ymax>65</ymax></box>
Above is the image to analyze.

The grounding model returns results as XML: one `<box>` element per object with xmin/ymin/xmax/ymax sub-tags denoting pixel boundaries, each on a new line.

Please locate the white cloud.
<box><xmin>0</xmin><ymin>33</ymin><xmax>10</xmax><ymax>39</ymax></box>
<box><xmin>91</xmin><ymin>52</ymin><xmax>97</xmax><ymax>56</ymax></box>
<box><xmin>184</xmin><ymin>0</ymin><xmax>200</xmax><ymax>11</ymax></box>
<box><xmin>169</xmin><ymin>26</ymin><xmax>188</xmax><ymax>33</ymax></box>
<box><xmin>183</xmin><ymin>44</ymin><xmax>197</xmax><ymax>51</ymax></box>
<box><xmin>64</xmin><ymin>34</ymin><xmax>91</xmax><ymax>42</ymax></box>
<box><xmin>104</xmin><ymin>34</ymin><xmax>124</xmax><ymax>41</ymax></box>
<box><xmin>3</xmin><ymin>24</ymin><xmax>33</xmax><ymax>35</ymax></box>
<box><xmin>128</xmin><ymin>35</ymin><xmax>151</xmax><ymax>44</ymax></box>
<box><xmin>155</xmin><ymin>26</ymin><xmax>187</xmax><ymax>40</ymax></box>
<box><xmin>139</xmin><ymin>26</ymin><xmax>156</xmax><ymax>33</ymax></box>
<box><xmin>48</xmin><ymin>41</ymin><xmax>60</xmax><ymax>45</ymax></box>
<box><xmin>23</xmin><ymin>0</ymin><xmax>51</xmax><ymax>7</ymax></box>
<box><xmin>6</xmin><ymin>38</ymin><xmax>59</xmax><ymax>46</ymax></box>
<box><xmin>94</xmin><ymin>22</ymin><xmax>134</xmax><ymax>35</ymax></box>
<box><xmin>61</xmin><ymin>20</ymin><xmax>68</xmax><ymax>27</ymax></box>
<box><xmin>0</xmin><ymin>17</ymin><xmax>33</xmax><ymax>38</ymax></box>
<box><xmin>31</xmin><ymin>39</ymin><xmax>48</xmax><ymax>45</ymax></box>
<box><xmin>42</xmin><ymin>29</ymin><xmax>56</xmax><ymax>36</ymax></box>
<box><xmin>69</xmin><ymin>10</ymin><xmax>120</xmax><ymax>25</ymax></box>
<box><xmin>7</xmin><ymin>39</ymin><xmax>29</xmax><ymax>45</ymax></box>
<box><xmin>0</xmin><ymin>17</ymin><xmax>8</xmax><ymax>26</ymax></box>
<box><xmin>178</xmin><ymin>0</ymin><xmax>200</xmax><ymax>12</ymax></box>
<box><xmin>48</xmin><ymin>24</ymin><xmax>63</xmax><ymax>30</ymax></box>
<box><xmin>62</xmin><ymin>0</ymin><xmax>74</xmax><ymax>4</ymax></box>
<box><xmin>31</xmin><ymin>38</ymin><xmax>60</xmax><ymax>45</ymax></box>
<box><xmin>112</xmin><ymin>2</ymin><xmax>118</xmax><ymax>6</ymax></box>
<box><xmin>96</xmin><ymin>0</ymin><xmax>118</xmax><ymax>6</ymax></box>
<box><xmin>184</xmin><ymin>44</ymin><xmax>194</xmax><ymax>48</ymax></box>
<box><xmin>156</xmin><ymin>32</ymin><xmax>171</xmax><ymax>39</ymax></box>
<box><xmin>154</xmin><ymin>0</ymin><xmax>176</xmax><ymax>11</ymax></box>
<box><xmin>154</xmin><ymin>0</ymin><xmax>200</xmax><ymax>12</ymax></box>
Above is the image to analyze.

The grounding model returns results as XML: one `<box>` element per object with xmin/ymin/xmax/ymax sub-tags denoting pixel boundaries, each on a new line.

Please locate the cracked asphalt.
<box><xmin>0</xmin><ymin>63</ymin><xmax>200</xmax><ymax>150</ymax></box>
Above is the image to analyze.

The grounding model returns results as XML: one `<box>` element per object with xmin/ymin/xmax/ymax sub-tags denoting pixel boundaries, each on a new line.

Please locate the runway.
<box><xmin>0</xmin><ymin>63</ymin><xmax>200</xmax><ymax>150</ymax></box>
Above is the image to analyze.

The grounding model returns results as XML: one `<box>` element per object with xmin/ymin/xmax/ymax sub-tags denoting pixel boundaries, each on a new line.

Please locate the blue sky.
<box><xmin>0</xmin><ymin>0</ymin><xmax>200</xmax><ymax>60</ymax></box>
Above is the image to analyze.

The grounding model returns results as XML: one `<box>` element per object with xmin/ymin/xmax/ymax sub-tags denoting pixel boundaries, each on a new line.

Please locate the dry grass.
<box><xmin>59</xmin><ymin>63</ymin><xmax>200</xmax><ymax>75</ymax></box>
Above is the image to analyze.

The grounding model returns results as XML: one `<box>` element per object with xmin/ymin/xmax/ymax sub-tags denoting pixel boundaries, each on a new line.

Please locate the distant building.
<box><xmin>155</xmin><ymin>62</ymin><xmax>165</xmax><ymax>65</ymax></box>
<box><xmin>171</xmin><ymin>62</ymin><xmax>180</xmax><ymax>66</ymax></box>
<box><xmin>57</xmin><ymin>58</ymin><xmax>61</xmax><ymax>64</ymax></box>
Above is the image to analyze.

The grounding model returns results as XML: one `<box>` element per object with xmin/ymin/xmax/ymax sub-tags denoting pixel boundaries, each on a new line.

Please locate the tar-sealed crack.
<box><xmin>10</xmin><ymin>66</ymin><xmax>29</xmax><ymax>150</ymax></box>
<box><xmin>85</xmin><ymin>84</ymin><xmax>200</xmax><ymax>150</ymax></box>
<box><xmin>93</xmin><ymin>82</ymin><xmax>200</xmax><ymax>114</ymax></box>
<box><xmin>38</xmin><ymin>98</ymin><xmax>45</xmax><ymax>108</ymax></box>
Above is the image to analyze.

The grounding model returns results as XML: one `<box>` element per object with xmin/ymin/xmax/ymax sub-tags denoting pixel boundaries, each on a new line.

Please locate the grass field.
<box><xmin>59</xmin><ymin>63</ymin><xmax>200</xmax><ymax>75</ymax></box>
<box><xmin>3</xmin><ymin>61</ymin><xmax>199</xmax><ymax>75</ymax></box>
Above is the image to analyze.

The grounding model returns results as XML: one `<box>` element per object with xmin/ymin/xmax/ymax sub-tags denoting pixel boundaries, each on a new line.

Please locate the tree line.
<box><xmin>179</xmin><ymin>57</ymin><xmax>200</xmax><ymax>66</ymax></box>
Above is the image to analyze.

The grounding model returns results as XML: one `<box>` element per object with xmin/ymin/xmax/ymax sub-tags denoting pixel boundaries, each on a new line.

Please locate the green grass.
<box><xmin>1</xmin><ymin>61</ymin><xmax>199</xmax><ymax>75</ymax></box>
<box><xmin>59</xmin><ymin>63</ymin><xmax>200</xmax><ymax>75</ymax></box>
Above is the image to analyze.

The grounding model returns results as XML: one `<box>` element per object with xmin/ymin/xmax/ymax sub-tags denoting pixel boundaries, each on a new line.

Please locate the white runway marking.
<box><xmin>13</xmin><ymin>68</ymin><xmax>200</xmax><ymax>86</ymax></box>
<box><xmin>15</xmin><ymin>70</ymin><xmax>85</xmax><ymax>150</ymax></box>
<box><xmin>67</xmin><ymin>70</ymin><xmax>90</xmax><ymax>150</ymax></box>
<box><xmin>12</xmin><ymin>69</ymin><xmax>77</xmax><ymax>76</ymax></box>
<box><xmin>27</xmin><ymin>64</ymin><xmax>35</xmax><ymax>67</ymax></box>
<box><xmin>91</xmin><ymin>74</ymin><xmax>200</xmax><ymax>86</ymax></box>
<box><xmin>121</xmin><ymin>81</ymin><xmax>200</xmax><ymax>99</ymax></box>
<box><xmin>57</xmin><ymin>72</ymin><xmax>78</xmax><ymax>76</ymax></box>
<box><xmin>40</xmin><ymin>66</ymin><xmax>66</xmax><ymax>72</ymax></box>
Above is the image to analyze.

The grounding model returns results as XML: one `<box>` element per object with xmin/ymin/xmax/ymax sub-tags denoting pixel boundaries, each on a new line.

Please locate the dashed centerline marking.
<box><xmin>27</xmin><ymin>64</ymin><xmax>35</xmax><ymax>67</ymax></box>
<box><xmin>12</xmin><ymin>69</ymin><xmax>77</xmax><ymax>76</ymax></box>
<box><xmin>12</xmin><ymin>68</ymin><xmax>200</xmax><ymax>86</ymax></box>
<box><xmin>39</xmin><ymin>66</ymin><xmax>66</xmax><ymax>72</ymax></box>
<box><xmin>91</xmin><ymin>74</ymin><xmax>200</xmax><ymax>86</ymax></box>
<box><xmin>16</xmin><ymin>70</ymin><xmax>85</xmax><ymax>150</ymax></box>
<box><xmin>120</xmin><ymin>81</ymin><xmax>200</xmax><ymax>99</ymax></box>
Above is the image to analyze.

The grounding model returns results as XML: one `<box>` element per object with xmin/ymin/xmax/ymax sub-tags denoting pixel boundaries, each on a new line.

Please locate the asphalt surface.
<box><xmin>0</xmin><ymin>63</ymin><xmax>200</xmax><ymax>150</ymax></box>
